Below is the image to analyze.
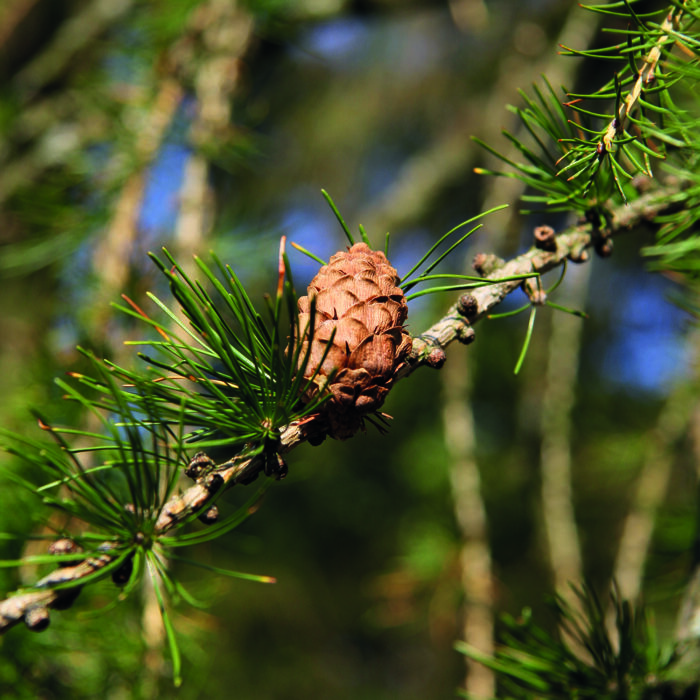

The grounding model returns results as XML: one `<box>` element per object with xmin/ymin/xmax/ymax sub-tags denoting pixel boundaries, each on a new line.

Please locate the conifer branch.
<box><xmin>407</xmin><ymin>181</ymin><xmax>679</xmax><ymax>373</ymax></box>
<box><xmin>0</xmin><ymin>179</ymin><xmax>681</xmax><ymax>635</ymax></box>
<box><xmin>0</xmin><ymin>418</ymin><xmax>317</xmax><ymax>634</ymax></box>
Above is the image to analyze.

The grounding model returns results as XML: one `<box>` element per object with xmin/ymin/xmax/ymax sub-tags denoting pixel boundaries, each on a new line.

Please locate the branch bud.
<box><xmin>48</xmin><ymin>539</ymin><xmax>82</xmax><ymax>566</ymax></box>
<box><xmin>456</xmin><ymin>325</ymin><xmax>475</xmax><ymax>345</ymax></box>
<box><xmin>186</xmin><ymin>452</ymin><xmax>215</xmax><ymax>480</ymax></box>
<box><xmin>533</xmin><ymin>225</ymin><xmax>556</xmax><ymax>252</ymax></box>
<box><xmin>111</xmin><ymin>556</ymin><xmax>134</xmax><ymax>586</ymax></box>
<box><xmin>473</xmin><ymin>253</ymin><xmax>505</xmax><ymax>277</ymax></box>
<box><xmin>522</xmin><ymin>278</ymin><xmax>546</xmax><ymax>305</ymax></box>
<box><xmin>25</xmin><ymin>607</ymin><xmax>50</xmax><ymax>632</ymax></box>
<box><xmin>457</xmin><ymin>293</ymin><xmax>478</xmax><ymax>320</ymax></box>
<box><xmin>198</xmin><ymin>505</ymin><xmax>219</xmax><ymax>525</ymax></box>
<box><xmin>594</xmin><ymin>236</ymin><xmax>613</xmax><ymax>258</ymax></box>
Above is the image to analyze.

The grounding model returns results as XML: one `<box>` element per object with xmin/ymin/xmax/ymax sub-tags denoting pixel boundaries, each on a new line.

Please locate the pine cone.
<box><xmin>298</xmin><ymin>242</ymin><xmax>412</xmax><ymax>439</ymax></box>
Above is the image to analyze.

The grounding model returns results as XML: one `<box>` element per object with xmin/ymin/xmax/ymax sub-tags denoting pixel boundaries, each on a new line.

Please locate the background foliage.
<box><xmin>0</xmin><ymin>0</ymin><xmax>697</xmax><ymax>698</ymax></box>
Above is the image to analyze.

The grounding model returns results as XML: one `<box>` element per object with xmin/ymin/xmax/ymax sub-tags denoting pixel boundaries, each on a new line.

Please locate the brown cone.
<box><xmin>298</xmin><ymin>242</ymin><xmax>412</xmax><ymax>439</ymax></box>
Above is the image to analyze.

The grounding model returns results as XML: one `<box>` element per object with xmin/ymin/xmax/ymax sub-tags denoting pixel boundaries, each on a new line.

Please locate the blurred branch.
<box><xmin>0</xmin><ymin>104</ymin><xmax>102</xmax><ymax>206</ymax></box>
<box><xmin>0</xmin><ymin>0</ymin><xmax>40</xmax><ymax>50</ymax></box>
<box><xmin>141</xmin><ymin>4</ymin><xmax>254</xmax><ymax>667</ymax></box>
<box><xmin>478</xmin><ymin>4</ymin><xmax>600</xmax><ymax>229</ymax></box>
<box><xmin>437</xmin><ymin>11</ymin><xmax>601</xmax><ymax>693</ymax></box>
<box><xmin>358</xmin><ymin>2</ymin><xmax>600</xmax><ymax>238</ymax></box>
<box><xmin>442</xmin><ymin>358</ymin><xmax>495</xmax><ymax>698</ymax></box>
<box><xmin>673</xmin><ymin>348</ymin><xmax>700</xmax><ymax>644</ymax></box>
<box><xmin>612</xmin><ymin>377</ymin><xmax>695</xmax><ymax>610</ymax></box>
<box><xmin>174</xmin><ymin>1</ymin><xmax>254</xmax><ymax>265</ymax></box>
<box><xmin>91</xmin><ymin>78</ymin><xmax>183</xmax><ymax>323</ymax></box>
<box><xmin>539</xmin><ymin>264</ymin><xmax>589</xmax><ymax>604</ymax></box>
<box><xmin>12</xmin><ymin>0</ymin><xmax>134</xmax><ymax>102</ymax></box>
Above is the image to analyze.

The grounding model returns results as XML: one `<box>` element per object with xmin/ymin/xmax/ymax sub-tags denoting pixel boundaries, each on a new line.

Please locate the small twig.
<box><xmin>602</xmin><ymin>9</ymin><xmax>678</xmax><ymax>152</ymax></box>
<box><xmin>404</xmin><ymin>183</ymin><xmax>676</xmax><ymax>378</ymax></box>
<box><xmin>0</xmin><ymin>418</ymin><xmax>322</xmax><ymax>633</ymax></box>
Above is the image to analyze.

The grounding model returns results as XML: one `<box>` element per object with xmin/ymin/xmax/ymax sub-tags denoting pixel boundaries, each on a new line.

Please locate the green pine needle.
<box><xmin>400</xmin><ymin>205</ymin><xmax>509</xmax><ymax>290</ymax></box>
<box><xmin>321</xmin><ymin>189</ymin><xmax>355</xmax><ymax>245</ymax></box>
<box><xmin>513</xmin><ymin>306</ymin><xmax>537</xmax><ymax>375</ymax></box>
<box><xmin>358</xmin><ymin>223</ymin><xmax>371</xmax><ymax>245</ymax></box>
<box><xmin>289</xmin><ymin>241</ymin><xmax>327</xmax><ymax>266</ymax></box>
<box><xmin>168</xmin><ymin>554</ymin><xmax>277</xmax><ymax>585</ymax></box>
